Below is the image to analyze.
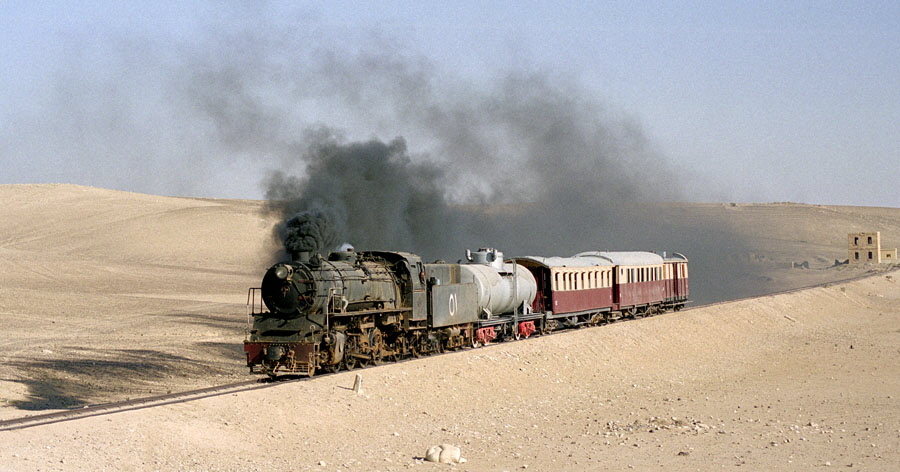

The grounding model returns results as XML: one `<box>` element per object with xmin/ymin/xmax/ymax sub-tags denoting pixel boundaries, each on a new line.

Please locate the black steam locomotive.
<box><xmin>244</xmin><ymin>248</ymin><xmax>537</xmax><ymax>376</ymax></box>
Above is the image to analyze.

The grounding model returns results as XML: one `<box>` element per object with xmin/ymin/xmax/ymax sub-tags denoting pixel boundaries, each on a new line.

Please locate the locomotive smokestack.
<box><xmin>294</xmin><ymin>251</ymin><xmax>311</xmax><ymax>263</ymax></box>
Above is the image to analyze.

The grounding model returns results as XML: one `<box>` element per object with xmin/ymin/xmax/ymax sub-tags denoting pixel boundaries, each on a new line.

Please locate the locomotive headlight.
<box><xmin>274</xmin><ymin>265</ymin><xmax>293</xmax><ymax>280</ymax></box>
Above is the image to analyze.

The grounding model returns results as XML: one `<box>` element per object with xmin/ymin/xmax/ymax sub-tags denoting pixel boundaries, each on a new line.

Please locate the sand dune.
<box><xmin>1</xmin><ymin>184</ymin><xmax>898</xmax><ymax>471</ymax></box>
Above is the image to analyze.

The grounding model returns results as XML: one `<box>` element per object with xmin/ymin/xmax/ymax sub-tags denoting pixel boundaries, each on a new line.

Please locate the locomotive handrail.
<box><xmin>246</xmin><ymin>287</ymin><xmax>263</xmax><ymax>315</ymax></box>
<box><xmin>246</xmin><ymin>287</ymin><xmax>263</xmax><ymax>332</ymax></box>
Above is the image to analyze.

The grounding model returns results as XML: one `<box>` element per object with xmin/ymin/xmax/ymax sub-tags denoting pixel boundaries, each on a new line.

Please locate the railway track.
<box><xmin>0</xmin><ymin>379</ymin><xmax>278</xmax><ymax>432</ymax></box>
<box><xmin>1</xmin><ymin>269</ymin><xmax>889</xmax><ymax>432</ymax></box>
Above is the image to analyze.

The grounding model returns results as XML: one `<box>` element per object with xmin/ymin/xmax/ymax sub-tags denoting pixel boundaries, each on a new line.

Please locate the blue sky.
<box><xmin>2</xmin><ymin>1</ymin><xmax>898</xmax><ymax>206</ymax></box>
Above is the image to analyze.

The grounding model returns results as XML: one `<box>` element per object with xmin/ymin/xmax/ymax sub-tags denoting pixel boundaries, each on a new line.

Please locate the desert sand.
<box><xmin>1</xmin><ymin>184</ymin><xmax>898</xmax><ymax>471</ymax></box>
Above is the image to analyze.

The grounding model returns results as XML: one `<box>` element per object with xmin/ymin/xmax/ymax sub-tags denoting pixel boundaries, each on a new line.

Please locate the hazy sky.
<box><xmin>2</xmin><ymin>1</ymin><xmax>898</xmax><ymax>206</ymax></box>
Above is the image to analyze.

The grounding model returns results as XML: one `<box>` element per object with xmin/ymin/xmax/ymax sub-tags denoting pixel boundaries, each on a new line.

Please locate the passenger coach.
<box><xmin>512</xmin><ymin>251</ymin><xmax>689</xmax><ymax>329</ymax></box>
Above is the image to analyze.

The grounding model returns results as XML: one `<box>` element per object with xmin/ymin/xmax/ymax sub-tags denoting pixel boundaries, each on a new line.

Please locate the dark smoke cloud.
<box><xmin>244</xmin><ymin>47</ymin><xmax>756</xmax><ymax>305</ymax></box>
<box><xmin>277</xmin><ymin>209</ymin><xmax>341</xmax><ymax>257</ymax></box>
<box><xmin>265</xmin><ymin>133</ymin><xmax>465</xmax><ymax>257</ymax></box>
<box><xmin>2</xmin><ymin>15</ymin><xmax>760</xmax><ymax>304</ymax></box>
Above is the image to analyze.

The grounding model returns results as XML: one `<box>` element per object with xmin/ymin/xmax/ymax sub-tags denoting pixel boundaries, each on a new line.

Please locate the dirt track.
<box><xmin>1</xmin><ymin>185</ymin><xmax>898</xmax><ymax>471</ymax></box>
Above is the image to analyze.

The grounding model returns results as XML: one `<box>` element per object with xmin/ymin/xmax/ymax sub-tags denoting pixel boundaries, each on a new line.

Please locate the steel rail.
<box><xmin>0</xmin><ymin>379</ymin><xmax>282</xmax><ymax>432</ymax></box>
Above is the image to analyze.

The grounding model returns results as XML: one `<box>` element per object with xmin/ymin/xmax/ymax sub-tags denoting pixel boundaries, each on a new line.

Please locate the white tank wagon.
<box><xmin>459</xmin><ymin>248</ymin><xmax>537</xmax><ymax>318</ymax></box>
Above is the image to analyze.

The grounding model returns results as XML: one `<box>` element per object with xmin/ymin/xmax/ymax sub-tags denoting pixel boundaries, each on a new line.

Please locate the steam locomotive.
<box><xmin>244</xmin><ymin>248</ymin><xmax>688</xmax><ymax>377</ymax></box>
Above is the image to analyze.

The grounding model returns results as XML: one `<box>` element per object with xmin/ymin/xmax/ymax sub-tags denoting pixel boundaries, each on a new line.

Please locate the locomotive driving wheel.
<box><xmin>342</xmin><ymin>335</ymin><xmax>360</xmax><ymax>371</ymax></box>
<box><xmin>368</xmin><ymin>328</ymin><xmax>384</xmax><ymax>366</ymax></box>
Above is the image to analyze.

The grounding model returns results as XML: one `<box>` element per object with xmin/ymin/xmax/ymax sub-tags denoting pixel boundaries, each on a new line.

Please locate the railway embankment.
<box><xmin>2</xmin><ymin>269</ymin><xmax>898</xmax><ymax>471</ymax></box>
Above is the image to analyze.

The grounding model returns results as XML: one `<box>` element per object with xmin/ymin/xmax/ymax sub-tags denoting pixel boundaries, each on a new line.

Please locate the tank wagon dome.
<box><xmin>574</xmin><ymin>251</ymin><xmax>664</xmax><ymax>266</ymax></box>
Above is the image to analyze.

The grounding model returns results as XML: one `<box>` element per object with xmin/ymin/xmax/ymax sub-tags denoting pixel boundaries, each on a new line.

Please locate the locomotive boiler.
<box><xmin>244</xmin><ymin>248</ymin><xmax>537</xmax><ymax>376</ymax></box>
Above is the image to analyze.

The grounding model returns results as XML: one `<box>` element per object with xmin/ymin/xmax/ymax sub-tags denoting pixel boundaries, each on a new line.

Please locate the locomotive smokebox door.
<box><xmin>429</xmin><ymin>283</ymin><xmax>478</xmax><ymax>327</ymax></box>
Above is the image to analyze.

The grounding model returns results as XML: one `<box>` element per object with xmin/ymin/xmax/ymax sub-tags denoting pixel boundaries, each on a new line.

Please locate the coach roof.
<box><xmin>574</xmin><ymin>251</ymin><xmax>665</xmax><ymax>266</ymax></box>
<box><xmin>512</xmin><ymin>254</ymin><xmax>614</xmax><ymax>268</ymax></box>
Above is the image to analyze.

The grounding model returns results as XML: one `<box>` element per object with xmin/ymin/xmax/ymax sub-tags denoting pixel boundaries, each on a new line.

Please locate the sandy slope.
<box><xmin>1</xmin><ymin>184</ymin><xmax>899</xmax><ymax>471</ymax></box>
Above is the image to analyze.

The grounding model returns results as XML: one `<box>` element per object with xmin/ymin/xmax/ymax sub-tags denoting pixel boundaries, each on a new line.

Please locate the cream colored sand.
<box><xmin>1</xmin><ymin>184</ymin><xmax>898</xmax><ymax>471</ymax></box>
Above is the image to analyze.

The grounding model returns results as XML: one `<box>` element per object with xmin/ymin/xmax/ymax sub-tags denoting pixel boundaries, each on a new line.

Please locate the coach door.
<box><xmin>613</xmin><ymin>266</ymin><xmax>623</xmax><ymax>306</ymax></box>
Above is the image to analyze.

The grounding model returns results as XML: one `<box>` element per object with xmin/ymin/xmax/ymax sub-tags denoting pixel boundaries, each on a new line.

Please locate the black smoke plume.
<box><xmin>277</xmin><ymin>209</ymin><xmax>341</xmax><ymax>257</ymax></box>
<box><xmin>4</xmin><ymin>14</ymin><xmax>761</xmax><ymax>304</ymax></box>
<box><xmin>265</xmin><ymin>133</ymin><xmax>466</xmax><ymax>258</ymax></box>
